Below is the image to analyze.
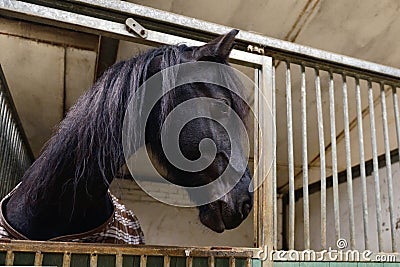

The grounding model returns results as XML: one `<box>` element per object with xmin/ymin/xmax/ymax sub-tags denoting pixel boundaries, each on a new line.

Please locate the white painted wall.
<box><xmin>109</xmin><ymin>179</ymin><xmax>254</xmax><ymax>247</ymax></box>
<box><xmin>293</xmin><ymin>162</ymin><xmax>400</xmax><ymax>252</ymax></box>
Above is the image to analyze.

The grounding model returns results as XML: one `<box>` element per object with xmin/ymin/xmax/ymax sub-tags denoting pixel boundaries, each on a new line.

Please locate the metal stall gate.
<box><xmin>1</xmin><ymin>0</ymin><xmax>400</xmax><ymax>266</ymax></box>
<box><xmin>0</xmin><ymin>65</ymin><xmax>33</xmax><ymax>199</ymax></box>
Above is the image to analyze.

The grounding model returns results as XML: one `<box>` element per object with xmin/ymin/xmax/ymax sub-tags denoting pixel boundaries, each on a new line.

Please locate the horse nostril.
<box><xmin>240</xmin><ymin>199</ymin><xmax>252</xmax><ymax>219</ymax></box>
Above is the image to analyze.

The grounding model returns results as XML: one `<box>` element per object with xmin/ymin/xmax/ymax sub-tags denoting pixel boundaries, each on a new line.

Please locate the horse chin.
<box><xmin>198</xmin><ymin>201</ymin><xmax>244</xmax><ymax>233</ymax></box>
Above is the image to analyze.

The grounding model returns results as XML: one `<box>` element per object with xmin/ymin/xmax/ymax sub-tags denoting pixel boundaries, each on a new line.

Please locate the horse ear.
<box><xmin>194</xmin><ymin>29</ymin><xmax>239</xmax><ymax>60</ymax></box>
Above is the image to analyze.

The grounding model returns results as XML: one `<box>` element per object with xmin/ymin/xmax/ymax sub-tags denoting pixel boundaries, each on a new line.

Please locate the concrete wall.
<box><xmin>293</xmin><ymin>162</ymin><xmax>400</xmax><ymax>252</ymax></box>
<box><xmin>0</xmin><ymin>18</ymin><xmax>97</xmax><ymax>157</ymax></box>
<box><xmin>109</xmin><ymin>179</ymin><xmax>254</xmax><ymax>247</ymax></box>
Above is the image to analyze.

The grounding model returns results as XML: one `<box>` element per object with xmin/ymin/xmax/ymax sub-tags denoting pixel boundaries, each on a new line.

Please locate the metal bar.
<box><xmin>300</xmin><ymin>64</ymin><xmax>310</xmax><ymax>249</ymax></box>
<box><xmin>34</xmin><ymin>251</ymin><xmax>43</xmax><ymax>266</ymax></box>
<box><xmin>186</xmin><ymin>256</ymin><xmax>193</xmax><ymax>267</ymax></box>
<box><xmin>208</xmin><ymin>256</ymin><xmax>215</xmax><ymax>267</ymax></box>
<box><xmin>315</xmin><ymin>68</ymin><xmax>326</xmax><ymax>248</ymax></box>
<box><xmin>33</xmin><ymin>0</ymin><xmax>400</xmax><ymax>82</ymax></box>
<box><xmin>9</xmin><ymin>124</ymin><xmax>18</xmax><ymax>187</ymax></box>
<box><xmin>115</xmin><ymin>253</ymin><xmax>123</xmax><ymax>267</ymax></box>
<box><xmin>163</xmin><ymin>255</ymin><xmax>170</xmax><ymax>267</ymax></box>
<box><xmin>342</xmin><ymin>75</ymin><xmax>356</xmax><ymax>249</ymax></box>
<box><xmin>3</xmin><ymin>110</ymin><xmax>13</xmax><ymax>194</ymax></box>
<box><xmin>272</xmin><ymin>58</ymin><xmax>277</xmax><ymax>249</ymax></box>
<box><xmin>62</xmin><ymin>252</ymin><xmax>71</xmax><ymax>267</ymax></box>
<box><xmin>0</xmin><ymin>1</ymin><xmax>262</xmax><ymax>67</ymax></box>
<box><xmin>392</xmin><ymin>87</ymin><xmax>400</xmax><ymax>167</ymax></box>
<box><xmin>245</xmin><ymin>258</ymin><xmax>251</xmax><ymax>267</ymax></box>
<box><xmin>260</xmin><ymin>56</ymin><xmax>274</xmax><ymax>262</ymax></box>
<box><xmin>0</xmin><ymin>95</ymin><xmax>7</xmax><ymax>197</ymax></box>
<box><xmin>17</xmin><ymin>133</ymin><xmax>24</xmax><ymax>179</ymax></box>
<box><xmin>253</xmin><ymin>68</ymin><xmax>260</xmax><ymax>247</ymax></box>
<box><xmin>229</xmin><ymin>257</ymin><xmax>235</xmax><ymax>267</ymax></box>
<box><xmin>355</xmin><ymin>77</ymin><xmax>369</xmax><ymax>250</ymax></box>
<box><xmin>367</xmin><ymin>80</ymin><xmax>383</xmax><ymax>251</ymax></box>
<box><xmin>285</xmin><ymin>61</ymin><xmax>295</xmax><ymax>250</ymax></box>
<box><xmin>380</xmin><ymin>83</ymin><xmax>397</xmax><ymax>252</ymax></box>
<box><xmin>328</xmin><ymin>71</ymin><xmax>340</xmax><ymax>242</ymax></box>
<box><xmin>140</xmin><ymin>255</ymin><xmax>147</xmax><ymax>267</ymax></box>
<box><xmin>0</xmin><ymin>241</ymin><xmax>256</xmax><ymax>258</ymax></box>
<box><xmin>4</xmin><ymin>0</ymin><xmax>400</xmax><ymax>83</ymax></box>
<box><xmin>5</xmin><ymin>250</ymin><xmax>14</xmax><ymax>266</ymax></box>
<box><xmin>90</xmin><ymin>253</ymin><xmax>98</xmax><ymax>267</ymax></box>
<box><xmin>0</xmin><ymin>65</ymin><xmax>34</xmax><ymax>162</ymax></box>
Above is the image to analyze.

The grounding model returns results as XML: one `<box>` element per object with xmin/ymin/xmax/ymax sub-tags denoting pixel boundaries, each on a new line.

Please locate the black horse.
<box><xmin>0</xmin><ymin>30</ymin><xmax>253</xmax><ymax>243</ymax></box>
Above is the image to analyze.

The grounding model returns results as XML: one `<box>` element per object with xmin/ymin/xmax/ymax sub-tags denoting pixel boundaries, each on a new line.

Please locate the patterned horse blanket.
<box><xmin>0</xmin><ymin>187</ymin><xmax>145</xmax><ymax>244</ymax></box>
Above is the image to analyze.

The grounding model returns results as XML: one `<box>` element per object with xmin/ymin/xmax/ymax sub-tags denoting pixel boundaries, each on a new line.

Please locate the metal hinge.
<box><xmin>125</xmin><ymin>18</ymin><xmax>147</xmax><ymax>38</ymax></box>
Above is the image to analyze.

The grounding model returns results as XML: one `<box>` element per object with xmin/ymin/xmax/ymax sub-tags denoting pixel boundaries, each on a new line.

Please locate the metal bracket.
<box><xmin>247</xmin><ymin>44</ymin><xmax>265</xmax><ymax>55</ymax></box>
<box><xmin>125</xmin><ymin>18</ymin><xmax>147</xmax><ymax>38</ymax></box>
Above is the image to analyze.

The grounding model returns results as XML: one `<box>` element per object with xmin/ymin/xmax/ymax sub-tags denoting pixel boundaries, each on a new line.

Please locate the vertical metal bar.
<box><xmin>380</xmin><ymin>83</ymin><xmax>397</xmax><ymax>252</ymax></box>
<box><xmin>62</xmin><ymin>252</ymin><xmax>71</xmax><ymax>267</ymax></box>
<box><xmin>272</xmin><ymin>59</ymin><xmax>277</xmax><ymax>250</ymax></box>
<box><xmin>392</xmin><ymin>85</ymin><xmax>400</xmax><ymax>250</ymax></box>
<box><xmin>229</xmin><ymin>257</ymin><xmax>235</xmax><ymax>267</ymax></box>
<box><xmin>253</xmin><ymin>68</ymin><xmax>260</xmax><ymax>247</ymax></box>
<box><xmin>5</xmin><ymin>251</ymin><xmax>14</xmax><ymax>266</ymax></box>
<box><xmin>393</xmin><ymin>87</ymin><xmax>400</xmax><ymax>164</ymax></box>
<box><xmin>341</xmin><ymin>76</ymin><xmax>355</xmax><ymax>250</ymax></box>
<box><xmin>3</xmin><ymin>110</ymin><xmax>13</xmax><ymax>194</ymax></box>
<box><xmin>140</xmin><ymin>255</ymin><xmax>147</xmax><ymax>267</ymax></box>
<box><xmin>186</xmin><ymin>257</ymin><xmax>193</xmax><ymax>267</ymax></box>
<box><xmin>0</xmin><ymin>96</ymin><xmax>7</xmax><ymax>197</ymax></box>
<box><xmin>245</xmin><ymin>258</ymin><xmax>251</xmax><ymax>267</ymax></box>
<box><xmin>367</xmin><ymin>80</ymin><xmax>383</xmax><ymax>251</ymax></box>
<box><xmin>90</xmin><ymin>253</ymin><xmax>97</xmax><ymax>267</ymax></box>
<box><xmin>315</xmin><ymin>68</ymin><xmax>326</xmax><ymax>248</ymax></box>
<box><xmin>163</xmin><ymin>256</ymin><xmax>170</xmax><ymax>267</ymax></box>
<box><xmin>10</xmin><ymin>124</ymin><xmax>18</xmax><ymax>187</ymax></box>
<box><xmin>328</xmin><ymin>71</ymin><xmax>340</xmax><ymax>241</ymax></box>
<box><xmin>208</xmin><ymin>256</ymin><xmax>215</xmax><ymax>267</ymax></box>
<box><xmin>285</xmin><ymin>61</ymin><xmax>295</xmax><ymax>250</ymax></box>
<box><xmin>90</xmin><ymin>253</ymin><xmax>98</xmax><ymax>267</ymax></box>
<box><xmin>355</xmin><ymin>77</ymin><xmax>369</xmax><ymax>250</ymax></box>
<box><xmin>34</xmin><ymin>251</ymin><xmax>43</xmax><ymax>266</ymax></box>
<box><xmin>260</xmin><ymin>56</ymin><xmax>274</xmax><ymax>267</ymax></box>
<box><xmin>17</xmin><ymin>133</ymin><xmax>23</xmax><ymax>178</ymax></box>
<box><xmin>300</xmin><ymin>64</ymin><xmax>310</xmax><ymax>249</ymax></box>
<box><xmin>115</xmin><ymin>253</ymin><xmax>123</xmax><ymax>267</ymax></box>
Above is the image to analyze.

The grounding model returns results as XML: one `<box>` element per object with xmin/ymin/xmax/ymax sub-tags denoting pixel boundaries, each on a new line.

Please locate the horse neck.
<box><xmin>4</xmin><ymin>129</ymin><xmax>116</xmax><ymax>239</ymax></box>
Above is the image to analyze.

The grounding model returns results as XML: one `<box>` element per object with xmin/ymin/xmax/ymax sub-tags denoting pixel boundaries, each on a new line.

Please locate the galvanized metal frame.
<box><xmin>1</xmin><ymin>0</ymin><xmax>400</xmax><ymax>262</ymax></box>
<box><xmin>0</xmin><ymin>64</ymin><xmax>33</xmax><ymax>199</ymax></box>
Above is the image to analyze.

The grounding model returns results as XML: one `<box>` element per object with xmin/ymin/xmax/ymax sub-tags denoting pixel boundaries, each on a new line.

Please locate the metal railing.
<box><xmin>273</xmin><ymin>57</ymin><xmax>400</xmax><ymax>253</ymax></box>
<box><xmin>0</xmin><ymin>65</ymin><xmax>34</xmax><ymax>199</ymax></box>
<box><xmin>0</xmin><ymin>240</ymin><xmax>256</xmax><ymax>267</ymax></box>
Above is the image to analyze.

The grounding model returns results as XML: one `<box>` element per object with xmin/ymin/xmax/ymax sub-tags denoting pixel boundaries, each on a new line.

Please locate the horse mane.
<box><xmin>20</xmin><ymin>43</ymin><xmax>249</xmax><ymax>208</ymax></box>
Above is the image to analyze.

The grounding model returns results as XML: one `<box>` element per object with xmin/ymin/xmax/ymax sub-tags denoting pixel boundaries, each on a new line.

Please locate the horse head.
<box><xmin>140</xmin><ymin>30</ymin><xmax>254</xmax><ymax>232</ymax></box>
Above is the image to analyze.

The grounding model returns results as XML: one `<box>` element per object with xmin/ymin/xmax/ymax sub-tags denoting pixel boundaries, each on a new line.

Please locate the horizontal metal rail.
<box><xmin>6</xmin><ymin>0</ymin><xmax>400</xmax><ymax>83</ymax></box>
<box><xmin>0</xmin><ymin>0</ymin><xmax>399</xmax><ymax>81</ymax></box>
<box><xmin>0</xmin><ymin>240</ymin><xmax>256</xmax><ymax>257</ymax></box>
<box><xmin>0</xmin><ymin>0</ymin><xmax>262</xmax><ymax>67</ymax></box>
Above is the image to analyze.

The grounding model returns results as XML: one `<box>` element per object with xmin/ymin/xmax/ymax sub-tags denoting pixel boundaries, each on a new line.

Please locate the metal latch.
<box><xmin>125</xmin><ymin>18</ymin><xmax>147</xmax><ymax>38</ymax></box>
